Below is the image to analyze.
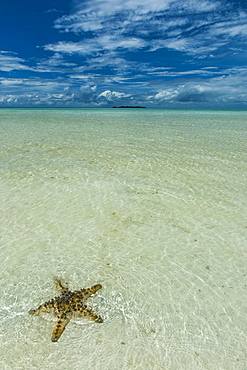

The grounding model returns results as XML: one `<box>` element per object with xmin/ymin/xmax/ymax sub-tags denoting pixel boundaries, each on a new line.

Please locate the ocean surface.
<box><xmin>0</xmin><ymin>108</ymin><xmax>247</xmax><ymax>369</ymax></box>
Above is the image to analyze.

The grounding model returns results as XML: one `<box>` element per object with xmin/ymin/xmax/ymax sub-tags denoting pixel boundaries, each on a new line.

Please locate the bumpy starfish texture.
<box><xmin>29</xmin><ymin>281</ymin><xmax>103</xmax><ymax>342</ymax></box>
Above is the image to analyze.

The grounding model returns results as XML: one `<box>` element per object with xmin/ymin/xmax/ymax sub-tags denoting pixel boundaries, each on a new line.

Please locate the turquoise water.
<box><xmin>0</xmin><ymin>108</ymin><xmax>247</xmax><ymax>369</ymax></box>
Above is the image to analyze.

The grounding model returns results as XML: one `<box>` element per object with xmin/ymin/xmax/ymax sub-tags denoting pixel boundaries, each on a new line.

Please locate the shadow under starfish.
<box><xmin>29</xmin><ymin>281</ymin><xmax>103</xmax><ymax>342</ymax></box>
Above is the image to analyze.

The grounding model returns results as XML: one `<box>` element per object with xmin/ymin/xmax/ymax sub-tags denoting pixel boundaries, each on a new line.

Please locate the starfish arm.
<box><xmin>29</xmin><ymin>299</ymin><xmax>58</xmax><ymax>315</ymax></box>
<box><xmin>77</xmin><ymin>307</ymin><xmax>103</xmax><ymax>323</ymax></box>
<box><xmin>81</xmin><ymin>284</ymin><xmax>102</xmax><ymax>301</ymax></box>
<box><xmin>51</xmin><ymin>316</ymin><xmax>71</xmax><ymax>342</ymax></box>
<box><xmin>56</xmin><ymin>280</ymin><xmax>69</xmax><ymax>294</ymax></box>
<box><xmin>29</xmin><ymin>308</ymin><xmax>42</xmax><ymax>315</ymax></box>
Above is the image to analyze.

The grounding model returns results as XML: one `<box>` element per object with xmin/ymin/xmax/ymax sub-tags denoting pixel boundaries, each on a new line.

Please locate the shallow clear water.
<box><xmin>0</xmin><ymin>108</ymin><xmax>247</xmax><ymax>369</ymax></box>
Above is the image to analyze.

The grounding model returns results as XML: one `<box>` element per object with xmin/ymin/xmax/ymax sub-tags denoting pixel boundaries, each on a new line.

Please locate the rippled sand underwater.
<box><xmin>1</xmin><ymin>108</ymin><xmax>247</xmax><ymax>369</ymax></box>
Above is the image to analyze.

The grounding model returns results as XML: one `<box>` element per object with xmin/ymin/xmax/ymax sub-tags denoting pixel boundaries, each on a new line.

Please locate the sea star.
<box><xmin>29</xmin><ymin>281</ymin><xmax>103</xmax><ymax>342</ymax></box>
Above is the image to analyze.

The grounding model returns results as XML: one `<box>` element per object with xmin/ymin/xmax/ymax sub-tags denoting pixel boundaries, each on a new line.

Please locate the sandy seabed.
<box><xmin>0</xmin><ymin>108</ymin><xmax>247</xmax><ymax>369</ymax></box>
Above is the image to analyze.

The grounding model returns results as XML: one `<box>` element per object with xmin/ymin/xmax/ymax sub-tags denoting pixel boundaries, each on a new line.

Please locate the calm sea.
<box><xmin>0</xmin><ymin>108</ymin><xmax>247</xmax><ymax>369</ymax></box>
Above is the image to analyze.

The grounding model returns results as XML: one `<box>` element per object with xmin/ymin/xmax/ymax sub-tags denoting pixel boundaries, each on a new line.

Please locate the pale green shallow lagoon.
<box><xmin>0</xmin><ymin>108</ymin><xmax>247</xmax><ymax>369</ymax></box>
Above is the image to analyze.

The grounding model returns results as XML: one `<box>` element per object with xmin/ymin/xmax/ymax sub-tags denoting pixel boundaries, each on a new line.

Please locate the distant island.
<box><xmin>112</xmin><ymin>106</ymin><xmax>146</xmax><ymax>108</ymax></box>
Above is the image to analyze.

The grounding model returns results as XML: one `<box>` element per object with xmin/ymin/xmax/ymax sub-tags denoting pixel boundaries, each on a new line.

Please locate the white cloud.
<box><xmin>55</xmin><ymin>1</ymin><xmax>220</xmax><ymax>38</ymax></box>
<box><xmin>61</xmin><ymin>0</ymin><xmax>220</xmax><ymax>31</ymax></box>
<box><xmin>38</xmin><ymin>53</ymin><xmax>77</xmax><ymax>68</ymax></box>
<box><xmin>98</xmin><ymin>90</ymin><xmax>131</xmax><ymax>100</ymax></box>
<box><xmin>44</xmin><ymin>35</ymin><xmax>146</xmax><ymax>56</ymax></box>
<box><xmin>0</xmin><ymin>78</ymin><xmax>25</xmax><ymax>86</ymax></box>
<box><xmin>98</xmin><ymin>35</ymin><xmax>146</xmax><ymax>50</ymax></box>
<box><xmin>0</xmin><ymin>92</ymin><xmax>76</xmax><ymax>106</ymax></box>
<box><xmin>45</xmin><ymin>8</ymin><xmax>64</xmax><ymax>14</ymax></box>
<box><xmin>149</xmin><ymin>35</ymin><xmax>226</xmax><ymax>57</ymax></box>
<box><xmin>147</xmin><ymin>67</ymin><xmax>221</xmax><ymax>77</ymax></box>
<box><xmin>211</xmin><ymin>21</ymin><xmax>247</xmax><ymax>38</ymax></box>
<box><xmin>148</xmin><ymin>73</ymin><xmax>247</xmax><ymax>106</ymax></box>
<box><xmin>44</xmin><ymin>41</ymin><xmax>96</xmax><ymax>55</ymax></box>
<box><xmin>163</xmin><ymin>38</ymin><xmax>189</xmax><ymax>52</ymax></box>
<box><xmin>76</xmin><ymin>52</ymin><xmax>141</xmax><ymax>76</ymax></box>
<box><xmin>0</xmin><ymin>50</ymin><xmax>77</xmax><ymax>75</ymax></box>
<box><xmin>0</xmin><ymin>77</ymin><xmax>70</xmax><ymax>100</ymax></box>
<box><xmin>56</xmin><ymin>0</ymin><xmax>175</xmax><ymax>33</ymax></box>
<box><xmin>0</xmin><ymin>51</ymin><xmax>32</xmax><ymax>72</ymax></box>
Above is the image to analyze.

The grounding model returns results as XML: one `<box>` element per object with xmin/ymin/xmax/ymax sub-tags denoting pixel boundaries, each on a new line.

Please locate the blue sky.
<box><xmin>0</xmin><ymin>0</ymin><xmax>247</xmax><ymax>108</ymax></box>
